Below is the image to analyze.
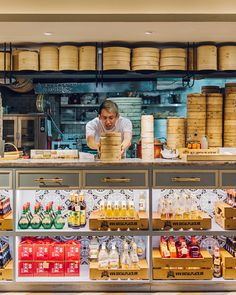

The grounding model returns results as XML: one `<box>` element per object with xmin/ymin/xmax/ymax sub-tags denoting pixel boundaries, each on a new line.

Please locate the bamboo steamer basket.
<box><xmin>103</xmin><ymin>63</ymin><xmax>130</xmax><ymax>71</ymax></box>
<box><xmin>197</xmin><ymin>45</ymin><xmax>217</xmax><ymax>70</ymax></box>
<box><xmin>160</xmin><ymin>65</ymin><xmax>186</xmax><ymax>70</ymax></box>
<box><xmin>187</xmin><ymin>93</ymin><xmax>206</xmax><ymax>104</ymax></box>
<box><xmin>132</xmin><ymin>47</ymin><xmax>159</xmax><ymax>70</ymax></box>
<box><xmin>206</xmin><ymin>93</ymin><xmax>223</xmax><ymax>104</ymax></box>
<box><xmin>100</xmin><ymin>132</ymin><xmax>121</xmax><ymax>161</ymax></box>
<box><xmin>225</xmin><ymin>83</ymin><xmax>236</xmax><ymax>94</ymax></box>
<box><xmin>207</xmin><ymin>105</ymin><xmax>223</xmax><ymax>112</ymax></box>
<box><xmin>103</xmin><ymin>52</ymin><xmax>130</xmax><ymax>59</ymax></box>
<box><xmin>219</xmin><ymin>46</ymin><xmax>236</xmax><ymax>70</ymax></box>
<box><xmin>59</xmin><ymin>46</ymin><xmax>78</xmax><ymax>71</ymax></box>
<box><xmin>104</xmin><ymin>47</ymin><xmax>130</xmax><ymax>54</ymax></box>
<box><xmin>133</xmin><ymin>47</ymin><xmax>160</xmax><ymax>56</ymax></box>
<box><xmin>18</xmin><ymin>50</ymin><xmax>39</xmax><ymax>71</ymax></box>
<box><xmin>207</xmin><ymin>121</ymin><xmax>223</xmax><ymax>127</ymax></box>
<box><xmin>207</xmin><ymin>132</ymin><xmax>222</xmax><ymax>139</ymax></box>
<box><xmin>167</xmin><ymin>117</ymin><xmax>185</xmax><ymax>149</ymax></box>
<box><xmin>187</xmin><ymin>104</ymin><xmax>206</xmax><ymax>112</ymax></box>
<box><xmin>132</xmin><ymin>60</ymin><xmax>158</xmax><ymax>67</ymax></box>
<box><xmin>224</xmin><ymin>112</ymin><xmax>236</xmax><ymax>120</ymax></box>
<box><xmin>40</xmin><ymin>47</ymin><xmax>58</xmax><ymax>71</ymax></box>
<box><xmin>132</xmin><ymin>65</ymin><xmax>159</xmax><ymax>70</ymax></box>
<box><xmin>208</xmin><ymin>140</ymin><xmax>222</xmax><ymax>147</ymax></box>
<box><xmin>187</xmin><ymin>119</ymin><xmax>206</xmax><ymax>126</ymax></box>
<box><xmin>207</xmin><ymin>112</ymin><xmax>222</xmax><ymax>119</ymax></box>
<box><xmin>0</xmin><ymin>52</ymin><xmax>11</xmax><ymax>71</ymax></box>
<box><xmin>160</xmin><ymin>57</ymin><xmax>186</xmax><ymax>67</ymax></box>
<box><xmin>202</xmin><ymin>86</ymin><xmax>221</xmax><ymax>94</ymax></box>
<box><xmin>224</xmin><ymin>120</ymin><xmax>236</xmax><ymax>127</ymax></box>
<box><xmin>187</xmin><ymin>112</ymin><xmax>206</xmax><ymax>119</ymax></box>
<box><xmin>12</xmin><ymin>49</ymin><xmax>22</xmax><ymax>70</ymax></box>
<box><xmin>100</xmin><ymin>153</ymin><xmax>121</xmax><ymax>161</ymax></box>
<box><xmin>79</xmin><ymin>46</ymin><xmax>96</xmax><ymax>70</ymax></box>
<box><xmin>161</xmin><ymin>48</ymin><xmax>186</xmax><ymax>58</ymax></box>
<box><xmin>167</xmin><ymin>117</ymin><xmax>185</xmax><ymax>126</ymax></box>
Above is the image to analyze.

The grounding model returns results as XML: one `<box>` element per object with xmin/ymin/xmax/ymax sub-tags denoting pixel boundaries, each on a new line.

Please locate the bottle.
<box><xmin>113</xmin><ymin>201</ymin><xmax>120</xmax><ymax>218</ymax></box>
<box><xmin>79</xmin><ymin>192</ymin><xmax>86</xmax><ymax>227</ymax></box>
<box><xmin>130</xmin><ymin>242</ymin><xmax>139</xmax><ymax>268</ymax></box>
<box><xmin>201</xmin><ymin>135</ymin><xmax>208</xmax><ymax>149</ymax></box>
<box><xmin>99</xmin><ymin>200</ymin><xmax>106</xmax><ymax>218</ymax></box>
<box><xmin>160</xmin><ymin>236</ymin><xmax>170</xmax><ymax>258</ymax></box>
<box><xmin>121</xmin><ymin>242</ymin><xmax>131</xmax><ymax>269</ymax></box>
<box><xmin>109</xmin><ymin>243</ymin><xmax>119</xmax><ymax>269</ymax></box>
<box><xmin>191</xmin><ymin>201</ymin><xmax>201</xmax><ymax>219</ymax></box>
<box><xmin>18</xmin><ymin>205</ymin><xmax>30</xmax><ymax>229</ymax></box>
<box><xmin>54</xmin><ymin>206</ymin><xmax>65</xmax><ymax>229</ymax></box>
<box><xmin>175</xmin><ymin>194</ymin><xmax>183</xmax><ymax>219</ymax></box>
<box><xmin>42</xmin><ymin>205</ymin><xmax>53</xmax><ymax>229</ymax></box>
<box><xmin>120</xmin><ymin>201</ymin><xmax>127</xmax><ymax>217</ymax></box>
<box><xmin>98</xmin><ymin>242</ymin><xmax>109</xmax><ymax>269</ymax></box>
<box><xmin>213</xmin><ymin>246</ymin><xmax>222</xmax><ymax>278</ymax></box>
<box><xmin>168</xmin><ymin>236</ymin><xmax>177</xmax><ymax>258</ymax></box>
<box><xmin>106</xmin><ymin>201</ymin><xmax>113</xmax><ymax>218</ymax></box>
<box><xmin>89</xmin><ymin>237</ymin><xmax>100</xmax><ymax>262</ymax></box>
<box><xmin>139</xmin><ymin>192</ymin><xmax>146</xmax><ymax>212</ymax></box>
<box><xmin>72</xmin><ymin>194</ymin><xmax>80</xmax><ymax>228</ymax></box>
<box><xmin>128</xmin><ymin>201</ymin><xmax>135</xmax><ymax>218</ymax></box>
<box><xmin>26</xmin><ymin>202</ymin><xmax>33</xmax><ymax>221</ymax></box>
<box><xmin>30</xmin><ymin>205</ymin><xmax>42</xmax><ymax>229</ymax></box>
<box><xmin>136</xmin><ymin>238</ymin><xmax>146</xmax><ymax>259</ymax></box>
<box><xmin>189</xmin><ymin>236</ymin><xmax>200</xmax><ymax>258</ymax></box>
<box><xmin>177</xmin><ymin>237</ymin><xmax>189</xmax><ymax>258</ymax></box>
<box><xmin>67</xmin><ymin>193</ymin><xmax>75</xmax><ymax>228</ymax></box>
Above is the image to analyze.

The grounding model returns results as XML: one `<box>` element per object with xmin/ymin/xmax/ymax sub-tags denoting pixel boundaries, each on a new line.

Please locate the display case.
<box><xmin>0</xmin><ymin>163</ymin><xmax>236</xmax><ymax>292</ymax></box>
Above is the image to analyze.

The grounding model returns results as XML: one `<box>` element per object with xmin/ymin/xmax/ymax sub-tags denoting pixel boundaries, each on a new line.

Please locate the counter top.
<box><xmin>0</xmin><ymin>158</ymin><xmax>236</xmax><ymax>168</ymax></box>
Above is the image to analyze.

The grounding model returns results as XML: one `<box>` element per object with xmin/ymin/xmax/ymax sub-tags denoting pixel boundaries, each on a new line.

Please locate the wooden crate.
<box><xmin>215</xmin><ymin>202</ymin><xmax>236</xmax><ymax>230</ymax></box>
<box><xmin>153</xmin><ymin>249</ymin><xmax>212</xmax><ymax>280</ymax></box>
<box><xmin>90</xmin><ymin>259</ymin><xmax>148</xmax><ymax>280</ymax></box>
<box><xmin>89</xmin><ymin>211</ymin><xmax>148</xmax><ymax>230</ymax></box>
<box><xmin>0</xmin><ymin>260</ymin><xmax>13</xmax><ymax>281</ymax></box>
<box><xmin>152</xmin><ymin>212</ymin><xmax>211</xmax><ymax>230</ymax></box>
<box><xmin>0</xmin><ymin>212</ymin><xmax>13</xmax><ymax>231</ymax></box>
<box><xmin>221</xmin><ymin>248</ymin><xmax>236</xmax><ymax>279</ymax></box>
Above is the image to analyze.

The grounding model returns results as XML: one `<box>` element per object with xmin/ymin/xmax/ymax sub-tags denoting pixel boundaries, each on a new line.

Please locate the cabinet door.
<box><xmin>17</xmin><ymin>117</ymin><xmax>37</xmax><ymax>149</ymax></box>
<box><xmin>3</xmin><ymin>117</ymin><xmax>17</xmax><ymax>147</ymax></box>
<box><xmin>83</xmin><ymin>170</ymin><xmax>148</xmax><ymax>189</ymax></box>
<box><xmin>220</xmin><ymin>171</ymin><xmax>236</xmax><ymax>188</ymax></box>
<box><xmin>153</xmin><ymin>169</ymin><xmax>218</xmax><ymax>188</ymax></box>
<box><xmin>0</xmin><ymin>170</ymin><xmax>12</xmax><ymax>189</ymax></box>
<box><xmin>16</xmin><ymin>170</ymin><xmax>81</xmax><ymax>189</ymax></box>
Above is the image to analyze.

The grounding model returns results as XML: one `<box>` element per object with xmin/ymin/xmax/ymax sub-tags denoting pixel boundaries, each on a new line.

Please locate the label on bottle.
<box><xmin>99</xmin><ymin>260</ymin><xmax>108</xmax><ymax>269</ymax></box>
<box><xmin>73</xmin><ymin>212</ymin><xmax>80</xmax><ymax>226</ymax></box>
<box><xmin>181</xmin><ymin>247</ymin><xmax>188</xmax><ymax>255</ymax></box>
<box><xmin>139</xmin><ymin>200</ymin><xmax>146</xmax><ymax>211</ymax></box>
<box><xmin>109</xmin><ymin>258</ymin><xmax>119</xmax><ymax>269</ymax></box>
<box><xmin>80</xmin><ymin>210</ymin><xmax>86</xmax><ymax>225</ymax></box>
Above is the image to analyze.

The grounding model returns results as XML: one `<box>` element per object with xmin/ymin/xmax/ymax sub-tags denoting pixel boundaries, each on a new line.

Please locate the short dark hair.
<box><xmin>98</xmin><ymin>100</ymin><xmax>119</xmax><ymax>115</ymax></box>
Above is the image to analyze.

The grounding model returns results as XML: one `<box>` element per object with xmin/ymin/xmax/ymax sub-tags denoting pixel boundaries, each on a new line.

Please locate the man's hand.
<box><xmin>121</xmin><ymin>143</ymin><xmax>125</xmax><ymax>156</ymax></box>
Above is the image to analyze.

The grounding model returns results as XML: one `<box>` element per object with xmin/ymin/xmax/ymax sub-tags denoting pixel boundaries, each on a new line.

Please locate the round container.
<box><xmin>132</xmin><ymin>47</ymin><xmax>160</xmax><ymax>70</ymax></box>
<box><xmin>18</xmin><ymin>50</ymin><xmax>39</xmax><ymax>71</ymax></box>
<box><xmin>167</xmin><ymin>117</ymin><xmax>185</xmax><ymax>149</ymax></box>
<box><xmin>0</xmin><ymin>52</ymin><xmax>11</xmax><ymax>71</ymax></box>
<box><xmin>197</xmin><ymin>45</ymin><xmax>217</xmax><ymax>70</ymax></box>
<box><xmin>219</xmin><ymin>45</ymin><xmax>236</xmax><ymax>70</ymax></box>
<box><xmin>187</xmin><ymin>93</ymin><xmax>206</xmax><ymax>104</ymax></box>
<box><xmin>59</xmin><ymin>45</ymin><xmax>78</xmax><ymax>71</ymax></box>
<box><xmin>79</xmin><ymin>46</ymin><xmax>96</xmax><ymax>70</ymax></box>
<box><xmin>202</xmin><ymin>85</ymin><xmax>221</xmax><ymax>94</ymax></box>
<box><xmin>103</xmin><ymin>47</ymin><xmax>130</xmax><ymax>70</ymax></box>
<box><xmin>225</xmin><ymin>83</ymin><xmax>236</xmax><ymax>95</ymax></box>
<box><xmin>161</xmin><ymin>48</ymin><xmax>186</xmax><ymax>58</ymax></box>
<box><xmin>40</xmin><ymin>46</ymin><xmax>59</xmax><ymax>71</ymax></box>
<box><xmin>12</xmin><ymin>49</ymin><xmax>22</xmax><ymax>70</ymax></box>
<box><xmin>100</xmin><ymin>132</ymin><xmax>121</xmax><ymax>161</ymax></box>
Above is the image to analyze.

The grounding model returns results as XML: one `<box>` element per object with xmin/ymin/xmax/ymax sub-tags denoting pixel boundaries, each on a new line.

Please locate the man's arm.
<box><xmin>86</xmin><ymin>134</ymin><xmax>100</xmax><ymax>150</ymax></box>
<box><xmin>121</xmin><ymin>131</ymin><xmax>132</xmax><ymax>155</ymax></box>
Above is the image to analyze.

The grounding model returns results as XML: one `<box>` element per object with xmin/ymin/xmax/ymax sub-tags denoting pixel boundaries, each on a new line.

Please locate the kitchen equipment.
<box><xmin>197</xmin><ymin>45</ymin><xmax>217</xmax><ymax>70</ymax></box>
<box><xmin>18</xmin><ymin>50</ymin><xmax>39</xmax><ymax>71</ymax></box>
<box><xmin>103</xmin><ymin>47</ymin><xmax>131</xmax><ymax>71</ymax></box>
<box><xmin>59</xmin><ymin>45</ymin><xmax>78</xmax><ymax>71</ymax></box>
<box><xmin>219</xmin><ymin>45</ymin><xmax>236</xmax><ymax>70</ymax></box>
<box><xmin>167</xmin><ymin>117</ymin><xmax>185</xmax><ymax>149</ymax></box>
<box><xmin>0</xmin><ymin>52</ymin><xmax>11</xmax><ymax>71</ymax></box>
<box><xmin>132</xmin><ymin>47</ymin><xmax>160</xmax><ymax>71</ymax></box>
<box><xmin>79</xmin><ymin>46</ymin><xmax>96</xmax><ymax>71</ymax></box>
<box><xmin>51</xmin><ymin>140</ymin><xmax>78</xmax><ymax>150</ymax></box>
<box><xmin>160</xmin><ymin>48</ymin><xmax>186</xmax><ymax>71</ymax></box>
<box><xmin>40</xmin><ymin>46</ymin><xmax>59</xmax><ymax>71</ymax></box>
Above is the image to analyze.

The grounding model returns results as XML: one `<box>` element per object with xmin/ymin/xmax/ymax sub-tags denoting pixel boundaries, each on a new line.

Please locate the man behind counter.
<box><xmin>86</xmin><ymin>100</ymin><xmax>132</xmax><ymax>156</ymax></box>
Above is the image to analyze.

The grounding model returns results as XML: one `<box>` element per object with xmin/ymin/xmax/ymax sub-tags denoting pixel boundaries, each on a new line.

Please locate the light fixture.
<box><xmin>44</xmin><ymin>32</ymin><xmax>53</xmax><ymax>36</ymax></box>
<box><xmin>145</xmin><ymin>31</ymin><xmax>153</xmax><ymax>35</ymax></box>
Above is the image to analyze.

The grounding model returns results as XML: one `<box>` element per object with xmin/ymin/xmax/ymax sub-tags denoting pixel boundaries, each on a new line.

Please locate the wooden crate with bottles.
<box><xmin>220</xmin><ymin>248</ymin><xmax>236</xmax><ymax>279</ymax></box>
<box><xmin>153</xmin><ymin>236</ymin><xmax>213</xmax><ymax>280</ymax></box>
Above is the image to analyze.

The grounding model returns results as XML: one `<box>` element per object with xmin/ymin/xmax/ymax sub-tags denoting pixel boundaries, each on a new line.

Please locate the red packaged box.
<box><xmin>34</xmin><ymin>244</ymin><xmax>49</xmax><ymax>261</ymax></box>
<box><xmin>65</xmin><ymin>242</ymin><xmax>80</xmax><ymax>261</ymax></box>
<box><xmin>18</xmin><ymin>244</ymin><xmax>34</xmax><ymax>260</ymax></box>
<box><xmin>49</xmin><ymin>261</ymin><xmax>65</xmax><ymax>276</ymax></box>
<box><xmin>34</xmin><ymin>261</ymin><xmax>50</xmax><ymax>277</ymax></box>
<box><xmin>18</xmin><ymin>261</ymin><xmax>34</xmax><ymax>277</ymax></box>
<box><xmin>65</xmin><ymin>261</ymin><xmax>80</xmax><ymax>276</ymax></box>
<box><xmin>49</xmin><ymin>243</ymin><xmax>64</xmax><ymax>261</ymax></box>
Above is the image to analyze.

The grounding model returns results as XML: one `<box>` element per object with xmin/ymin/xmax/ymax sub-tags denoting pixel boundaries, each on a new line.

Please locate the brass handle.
<box><xmin>171</xmin><ymin>177</ymin><xmax>201</xmax><ymax>182</ymax></box>
<box><xmin>102</xmin><ymin>177</ymin><xmax>131</xmax><ymax>183</ymax></box>
<box><xmin>34</xmin><ymin>177</ymin><xmax>63</xmax><ymax>184</ymax></box>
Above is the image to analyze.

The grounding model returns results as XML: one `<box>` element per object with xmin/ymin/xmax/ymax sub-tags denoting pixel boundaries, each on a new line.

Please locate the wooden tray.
<box><xmin>0</xmin><ymin>260</ymin><xmax>13</xmax><ymax>281</ymax></box>
<box><xmin>90</xmin><ymin>259</ymin><xmax>148</xmax><ymax>280</ymax></box>
<box><xmin>0</xmin><ymin>211</ymin><xmax>13</xmax><ymax>231</ymax></box>
<box><xmin>89</xmin><ymin>211</ymin><xmax>148</xmax><ymax>230</ymax></box>
<box><xmin>152</xmin><ymin>212</ymin><xmax>211</xmax><ymax>230</ymax></box>
<box><xmin>215</xmin><ymin>202</ymin><xmax>236</xmax><ymax>230</ymax></box>
<box><xmin>221</xmin><ymin>248</ymin><xmax>236</xmax><ymax>279</ymax></box>
<box><xmin>153</xmin><ymin>249</ymin><xmax>212</xmax><ymax>280</ymax></box>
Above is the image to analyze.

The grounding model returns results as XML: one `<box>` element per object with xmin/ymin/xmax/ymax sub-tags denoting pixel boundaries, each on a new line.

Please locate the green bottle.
<box><xmin>18</xmin><ymin>205</ymin><xmax>30</xmax><ymax>229</ymax></box>
<box><xmin>54</xmin><ymin>206</ymin><xmax>65</xmax><ymax>230</ymax></box>
<box><xmin>42</xmin><ymin>205</ymin><xmax>53</xmax><ymax>229</ymax></box>
<box><xmin>31</xmin><ymin>205</ymin><xmax>42</xmax><ymax>229</ymax></box>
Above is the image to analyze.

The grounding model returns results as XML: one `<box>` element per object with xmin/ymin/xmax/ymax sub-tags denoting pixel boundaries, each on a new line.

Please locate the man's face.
<box><xmin>99</xmin><ymin>109</ymin><xmax>118</xmax><ymax>130</ymax></box>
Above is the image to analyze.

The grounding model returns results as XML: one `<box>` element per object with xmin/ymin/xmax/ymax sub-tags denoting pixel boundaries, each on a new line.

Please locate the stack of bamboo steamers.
<box><xmin>100</xmin><ymin>132</ymin><xmax>121</xmax><ymax>161</ymax></box>
<box><xmin>224</xmin><ymin>83</ymin><xmax>236</xmax><ymax>147</ymax></box>
<box><xmin>141</xmin><ymin>115</ymin><xmax>154</xmax><ymax>160</ymax></box>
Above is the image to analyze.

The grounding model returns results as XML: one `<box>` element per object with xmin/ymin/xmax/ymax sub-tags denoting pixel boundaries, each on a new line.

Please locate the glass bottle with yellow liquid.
<box><xmin>99</xmin><ymin>200</ymin><xmax>106</xmax><ymax>218</ymax></box>
<box><xmin>113</xmin><ymin>201</ymin><xmax>120</xmax><ymax>218</ymax></box>
<box><xmin>120</xmin><ymin>201</ymin><xmax>127</xmax><ymax>218</ymax></box>
<box><xmin>128</xmin><ymin>201</ymin><xmax>135</xmax><ymax>218</ymax></box>
<box><xmin>106</xmin><ymin>201</ymin><xmax>113</xmax><ymax>218</ymax></box>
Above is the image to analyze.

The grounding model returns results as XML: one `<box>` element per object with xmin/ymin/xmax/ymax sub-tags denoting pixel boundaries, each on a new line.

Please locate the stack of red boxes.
<box><xmin>18</xmin><ymin>238</ymin><xmax>80</xmax><ymax>277</ymax></box>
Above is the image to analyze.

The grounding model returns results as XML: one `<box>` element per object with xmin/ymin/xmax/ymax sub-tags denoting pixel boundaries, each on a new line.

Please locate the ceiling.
<box><xmin>1</xmin><ymin>0</ymin><xmax>236</xmax><ymax>43</ymax></box>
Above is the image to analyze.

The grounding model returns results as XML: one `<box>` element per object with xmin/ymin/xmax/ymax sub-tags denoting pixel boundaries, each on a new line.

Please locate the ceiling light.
<box><xmin>145</xmin><ymin>31</ymin><xmax>153</xmax><ymax>35</ymax></box>
<box><xmin>44</xmin><ymin>32</ymin><xmax>53</xmax><ymax>36</ymax></box>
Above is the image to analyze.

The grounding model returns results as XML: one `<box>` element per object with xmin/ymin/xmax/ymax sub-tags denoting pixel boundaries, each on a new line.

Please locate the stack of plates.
<box><xmin>108</xmin><ymin>97</ymin><xmax>142</xmax><ymax>143</ymax></box>
<box><xmin>103</xmin><ymin>47</ymin><xmax>131</xmax><ymax>70</ymax></box>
